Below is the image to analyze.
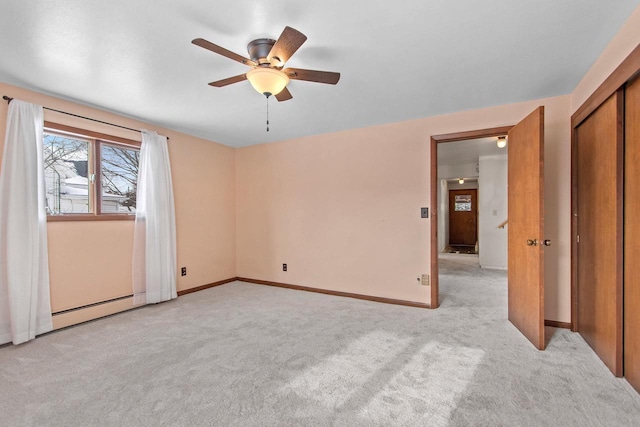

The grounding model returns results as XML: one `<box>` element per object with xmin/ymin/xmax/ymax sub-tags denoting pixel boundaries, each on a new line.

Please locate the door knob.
<box><xmin>526</xmin><ymin>239</ymin><xmax>538</xmax><ymax>246</ymax></box>
<box><xmin>543</xmin><ymin>239</ymin><xmax>551</xmax><ymax>246</ymax></box>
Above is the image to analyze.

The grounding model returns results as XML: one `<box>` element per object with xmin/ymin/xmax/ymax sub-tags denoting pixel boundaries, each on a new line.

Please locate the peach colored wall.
<box><xmin>47</xmin><ymin>221</ymin><xmax>135</xmax><ymax>312</ymax></box>
<box><xmin>237</xmin><ymin>95</ymin><xmax>572</xmax><ymax>321</ymax></box>
<box><xmin>571</xmin><ymin>4</ymin><xmax>640</xmax><ymax>113</ymax></box>
<box><xmin>0</xmin><ymin>83</ymin><xmax>236</xmax><ymax>325</ymax></box>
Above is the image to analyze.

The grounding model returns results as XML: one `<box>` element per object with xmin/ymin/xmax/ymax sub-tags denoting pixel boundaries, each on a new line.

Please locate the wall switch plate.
<box><xmin>421</xmin><ymin>274</ymin><xmax>430</xmax><ymax>286</ymax></box>
<box><xmin>283</xmin><ymin>263</ymin><xmax>287</xmax><ymax>272</ymax></box>
<box><xmin>421</xmin><ymin>207</ymin><xmax>429</xmax><ymax>218</ymax></box>
<box><xmin>181</xmin><ymin>267</ymin><xmax>187</xmax><ymax>276</ymax></box>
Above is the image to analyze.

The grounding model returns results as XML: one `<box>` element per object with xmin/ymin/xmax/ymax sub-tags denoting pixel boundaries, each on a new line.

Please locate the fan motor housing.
<box><xmin>248</xmin><ymin>38</ymin><xmax>276</xmax><ymax>64</ymax></box>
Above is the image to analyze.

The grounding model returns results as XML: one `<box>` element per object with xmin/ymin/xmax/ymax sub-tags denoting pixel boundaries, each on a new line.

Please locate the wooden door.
<box><xmin>508</xmin><ymin>107</ymin><xmax>545</xmax><ymax>350</ymax></box>
<box><xmin>625</xmin><ymin>76</ymin><xmax>640</xmax><ymax>390</ymax></box>
<box><xmin>448</xmin><ymin>189</ymin><xmax>477</xmax><ymax>246</ymax></box>
<box><xmin>576</xmin><ymin>91</ymin><xmax>623</xmax><ymax>376</ymax></box>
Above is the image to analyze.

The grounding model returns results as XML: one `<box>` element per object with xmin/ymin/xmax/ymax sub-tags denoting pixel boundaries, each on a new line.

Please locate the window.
<box><xmin>100</xmin><ymin>144</ymin><xmax>139</xmax><ymax>213</ymax></box>
<box><xmin>43</xmin><ymin>123</ymin><xmax>140</xmax><ymax>219</ymax></box>
<box><xmin>44</xmin><ymin>132</ymin><xmax>91</xmax><ymax>214</ymax></box>
<box><xmin>454</xmin><ymin>194</ymin><xmax>472</xmax><ymax>212</ymax></box>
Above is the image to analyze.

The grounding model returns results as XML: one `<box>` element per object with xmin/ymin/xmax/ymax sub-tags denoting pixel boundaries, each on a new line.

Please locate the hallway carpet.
<box><xmin>1</xmin><ymin>259</ymin><xmax>639</xmax><ymax>426</ymax></box>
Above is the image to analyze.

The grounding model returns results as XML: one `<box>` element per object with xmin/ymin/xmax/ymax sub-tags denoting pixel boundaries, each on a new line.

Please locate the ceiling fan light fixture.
<box><xmin>269</xmin><ymin>56</ymin><xmax>284</xmax><ymax>68</ymax></box>
<box><xmin>246</xmin><ymin>67</ymin><xmax>289</xmax><ymax>96</ymax></box>
<box><xmin>497</xmin><ymin>136</ymin><xmax>507</xmax><ymax>148</ymax></box>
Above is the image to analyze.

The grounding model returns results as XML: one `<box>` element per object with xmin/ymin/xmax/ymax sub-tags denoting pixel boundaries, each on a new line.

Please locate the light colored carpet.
<box><xmin>1</xmin><ymin>258</ymin><xmax>640</xmax><ymax>426</ymax></box>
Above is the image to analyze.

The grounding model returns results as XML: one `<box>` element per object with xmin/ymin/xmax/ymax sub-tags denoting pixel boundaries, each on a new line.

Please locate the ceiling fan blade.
<box><xmin>208</xmin><ymin>74</ymin><xmax>247</xmax><ymax>87</ymax></box>
<box><xmin>192</xmin><ymin>38</ymin><xmax>257</xmax><ymax>67</ymax></box>
<box><xmin>285</xmin><ymin>68</ymin><xmax>340</xmax><ymax>85</ymax></box>
<box><xmin>268</xmin><ymin>26</ymin><xmax>307</xmax><ymax>65</ymax></box>
<box><xmin>275</xmin><ymin>87</ymin><xmax>293</xmax><ymax>102</ymax></box>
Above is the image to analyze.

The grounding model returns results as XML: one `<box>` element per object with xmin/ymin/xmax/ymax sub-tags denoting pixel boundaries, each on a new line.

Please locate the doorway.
<box><xmin>435</xmin><ymin>138</ymin><xmax>507</xmax><ymax>317</ymax></box>
<box><xmin>430</xmin><ymin>126</ymin><xmax>512</xmax><ymax>309</ymax></box>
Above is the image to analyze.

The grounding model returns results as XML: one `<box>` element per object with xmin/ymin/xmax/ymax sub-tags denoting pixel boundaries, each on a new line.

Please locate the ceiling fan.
<box><xmin>192</xmin><ymin>26</ymin><xmax>340</xmax><ymax>102</ymax></box>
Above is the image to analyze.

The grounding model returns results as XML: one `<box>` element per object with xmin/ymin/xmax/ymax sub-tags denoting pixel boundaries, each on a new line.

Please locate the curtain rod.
<box><xmin>2</xmin><ymin>95</ymin><xmax>155</xmax><ymax>136</ymax></box>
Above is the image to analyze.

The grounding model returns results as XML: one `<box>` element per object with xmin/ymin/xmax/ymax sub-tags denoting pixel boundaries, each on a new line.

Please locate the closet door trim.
<box><xmin>572</xmin><ymin>43</ymin><xmax>640</xmax><ymax>128</ymax></box>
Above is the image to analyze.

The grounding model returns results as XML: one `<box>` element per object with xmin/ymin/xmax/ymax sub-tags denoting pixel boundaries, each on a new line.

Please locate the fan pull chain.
<box><xmin>266</xmin><ymin>95</ymin><xmax>270</xmax><ymax>132</ymax></box>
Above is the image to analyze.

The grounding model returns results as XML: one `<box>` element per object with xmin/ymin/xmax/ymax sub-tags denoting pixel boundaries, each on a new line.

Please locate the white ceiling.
<box><xmin>438</xmin><ymin>137</ymin><xmax>507</xmax><ymax>167</ymax></box>
<box><xmin>1</xmin><ymin>1</ymin><xmax>638</xmax><ymax>147</ymax></box>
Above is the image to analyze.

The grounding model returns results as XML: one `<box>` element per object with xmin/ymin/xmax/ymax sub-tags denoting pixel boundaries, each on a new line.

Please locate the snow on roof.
<box><xmin>65</xmin><ymin>176</ymin><xmax>88</xmax><ymax>185</ymax></box>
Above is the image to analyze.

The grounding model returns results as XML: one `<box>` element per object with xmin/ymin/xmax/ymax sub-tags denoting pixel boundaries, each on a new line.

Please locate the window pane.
<box><xmin>43</xmin><ymin>133</ymin><xmax>90</xmax><ymax>214</ymax></box>
<box><xmin>454</xmin><ymin>194</ymin><xmax>472</xmax><ymax>212</ymax></box>
<box><xmin>101</xmin><ymin>144</ymin><xmax>139</xmax><ymax>213</ymax></box>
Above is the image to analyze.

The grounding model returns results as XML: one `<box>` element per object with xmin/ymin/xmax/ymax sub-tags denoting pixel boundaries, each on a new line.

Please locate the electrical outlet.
<box><xmin>283</xmin><ymin>263</ymin><xmax>287</xmax><ymax>272</ymax></box>
<box><xmin>421</xmin><ymin>274</ymin><xmax>430</xmax><ymax>286</ymax></box>
<box><xmin>181</xmin><ymin>267</ymin><xmax>187</xmax><ymax>276</ymax></box>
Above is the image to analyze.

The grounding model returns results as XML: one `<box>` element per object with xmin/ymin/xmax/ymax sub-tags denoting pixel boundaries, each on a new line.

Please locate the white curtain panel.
<box><xmin>133</xmin><ymin>130</ymin><xmax>177</xmax><ymax>305</ymax></box>
<box><xmin>0</xmin><ymin>99</ymin><xmax>52</xmax><ymax>345</ymax></box>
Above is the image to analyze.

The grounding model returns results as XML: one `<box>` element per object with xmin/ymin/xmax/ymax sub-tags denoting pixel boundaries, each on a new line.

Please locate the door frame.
<box><xmin>430</xmin><ymin>126</ymin><xmax>513</xmax><ymax>308</ymax></box>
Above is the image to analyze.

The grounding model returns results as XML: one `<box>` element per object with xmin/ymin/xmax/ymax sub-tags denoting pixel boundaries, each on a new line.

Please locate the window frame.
<box><xmin>44</xmin><ymin>122</ymin><xmax>141</xmax><ymax>222</ymax></box>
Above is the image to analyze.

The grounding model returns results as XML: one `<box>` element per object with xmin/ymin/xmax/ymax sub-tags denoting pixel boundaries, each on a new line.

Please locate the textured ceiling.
<box><xmin>1</xmin><ymin>0</ymin><xmax>638</xmax><ymax>147</ymax></box>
